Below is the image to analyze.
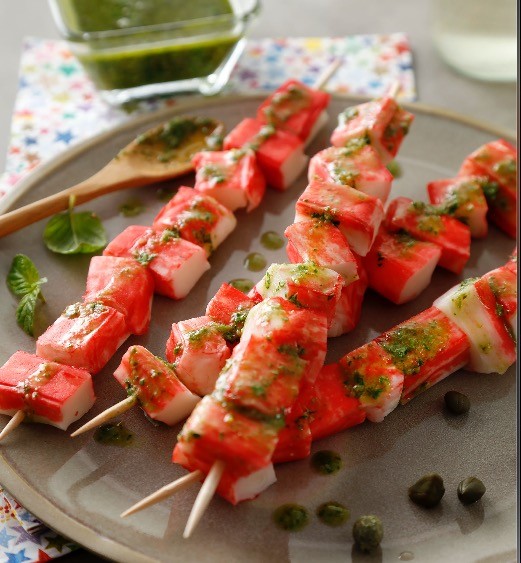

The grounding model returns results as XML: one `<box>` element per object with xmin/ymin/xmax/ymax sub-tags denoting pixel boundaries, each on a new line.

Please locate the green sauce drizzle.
<box><xmin>310</xmin><ymin>450</ymin><xmax>343</xmax><ymax>475</ymax></box>
<box><xmin>94</xmin><ymin>422</ymin><xmax>135</xmax><ymax>446</ymax></box>
<box><xmin>244</xmin><ymin>252</ymin><xmax>267</xmax><ymax>272</ymax></box>
<box><xmin>119</xmin><ymin>198</ymin><xmax>145</xmax><ymax>217</ymax></box>
<box><xmin>260</xmin><ymin>231</ymin><xmax>285</xmax><ymax>250</ymax></box>
<box><xmin>272</xmin><ymin>504</ymin><xmax>309</xmax><ymax>532</ymax></box>
<box><xmin>316</xmin><ymin>501</ymin><xmax>350</xmax><ymax>527</ymax></box>
<box><xmin>228</xmin><ymin>278</ymin><xmax>254</xmax><ymax>293</ymax></box>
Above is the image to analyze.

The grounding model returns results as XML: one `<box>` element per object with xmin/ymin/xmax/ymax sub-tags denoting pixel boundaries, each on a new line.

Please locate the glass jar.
<box><xmin>431</xmin><ymin>0</ymin><xmax>517</xmax><ymax>82</ymax></box>
<box><xmin>48</xmin><ymin>0</ymin><xmax>260</xmax><ymax>104</ymax></box>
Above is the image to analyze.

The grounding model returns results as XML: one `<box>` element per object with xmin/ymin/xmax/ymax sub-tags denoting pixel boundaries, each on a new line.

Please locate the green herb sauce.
<box><xmin>260</xmin><ymin>230</ymin><xmax>285</xmax><ymax>250</ymax></box>
<box><xmin>229</xmin><ymin>278</ymin><xmax>254</xmax><ymax>293</ymax></box>
<box><xmin>272</xmin><ymin>504</ymin><xmax>309</xmax><ymax>532</ymax></box>
<box><xmin>316</xmin><ymin>501</ymin><xmax>350</xmax><ymax>527</ymax></box>
<box><xmin>310</xmin><ymin>450</ymin><xmax>343</xmax><ymax>475</ymax></box>
<box><xmin>119</xmin><ymin>197</ymin><xmax>145</xmax><ymax>217</ymax></box>
<box><xmin>244</xmin><ymin>252</ymin><xmax>267</xmax><ymax>272</ymax></box>
<box><xmin>94</xmin><ymin>422</ymin><xmax>134</xmax><ymax>446</ymax></box>
<box><xmin>57</xmin><ymin>0</ymin><xmax>240</xmax><ymax>91</ymax></box>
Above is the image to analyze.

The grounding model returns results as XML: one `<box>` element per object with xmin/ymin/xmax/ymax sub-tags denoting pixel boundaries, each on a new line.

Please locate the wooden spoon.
<box><xmin>0</xmin><ymin>116</ymin><xmax>224</xmax><ymax>238</ymax></box>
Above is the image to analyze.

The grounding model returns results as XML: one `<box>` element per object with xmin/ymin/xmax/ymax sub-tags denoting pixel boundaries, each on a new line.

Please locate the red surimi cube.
<box><xmin>0</xmin><ymin>351</ymin><xmax>95</xmax><ymax>430</ymax></box>
<box><xmin>298</xmin><ymin>364</ymin><xmax>366</xmax><ymax>441</ymax></box>
<box><xmin>427</xmin><ymin>176</ymin><xmax>489</xmax><ymax>238</ymax></box>
<box><xmin>272</xmin><ymin>394</ymin><xmax>312</xmax><ymax>464</ymax></box>
<box><xmin>223</xmin><ymin>118</ymin><xmax>308</xmax><ymax>190</ymax></box>
<box><xmin>114</xmin><ymin>345</ymin><xmax>199</xmax><ymax>425</ymax></box>
<box><xmin>165</xmin><ymin>316</ymin><xmax>231</xmax><ymax>396</ymax></box>
<box><xmin>284</xmin><ymin>220</ymin><xmax>359</xmax><ymax>283</ymax></box>
<box><xmin>192</xmin><ymin>149</ymin><xmax>266</xmax><ymax>212</ymax></box>
<box><xmin>362</xmin><ymin>228</ymin><xmax>441</xmax><ymax>305</ymax></box>
<box><xmin>205</xmin><ymin>283</ymin><xmax>256</xmax><ymax>326</ymax></box>
<box><xmin>309</xmin><ymin>144</ymin><xmax>393</xmax><ymax>203</ymax></box>
<box><xmin>103</xmin><ymin>225</ymin><xmax>148</xmax><ymax>257</ymax></box>
<box><xmin>328</xmin><ymin>255</ymin><xmax>368</xmax><ymax>337</ymax></box>
<box><xmin>295</xmin><ymin>180</ymin><xmax>384</xmax><ymax>256</ymax></box>
<box><xmin>254</xmin><ymin>263</ymin><xmax>344</xmax><ymax>327</ymax></box>
<box><xmin>83</xmin><ymin>256</ymin><xmax>154</xmax><ymax>335</ymax></box>
<box><xmin>375</xmin><ymin>306</ymin><xmax>470</xmax><ymax>403</ymax></box>
<box><xmin>36</xmin><ymin>302</ymin><xmax>130</xmax><ymax>374</ymax></box>
<box><xmin>256</xmin><ymin>79</ymin><xmax>330</xmax><ymax>145</ymax></box>
<box><xmin>338</xmin><ymin>342</ymin><xmax>404</xmax><ymax>422</ymax></box>
<box><xmin>385</xmin><ymin>197</ymin><xmax>471</xmax><ymax>274</ymax></box>
<box><xmin>331</xmin><ymin>97</ymin><xmax>414</xmax><ymax>164</ymax></box>
<box><xmin>174</xmin><ymin>395</ymin><xmax>278</xmax><ymax>501</ymax></box>
<box><xmin>435</xmin><ymin>279</ymin><xmax>516</xmax><ymax>374</ymax></box>
<box><xmin>215</xmin><ymin>333</ymin><xmax>307</xmax><ymax>419</ymax></box>
<box><xmin>459</xmin><ymin>139</ymin><xmax>517</xmax><ymax>239</ymax></box>
<box><xmin>105</xmin><ymin>227</ymin><xmax>210</xmax><ymax>300</ymax></box>
<box><xmin>152</xmin><ymin>186</ymin><xmax>236</xmax><ymax>256</ymax></box>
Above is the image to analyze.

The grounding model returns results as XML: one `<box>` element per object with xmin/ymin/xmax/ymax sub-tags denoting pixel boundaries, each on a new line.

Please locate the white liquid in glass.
<box><xmin>432</xmin><ymin>0</ymin><xmax>517</xmax><ymax>81</ymax></box>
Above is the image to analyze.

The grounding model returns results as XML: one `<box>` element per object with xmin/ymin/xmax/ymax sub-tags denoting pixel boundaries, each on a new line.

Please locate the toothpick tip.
<box><xmin>0</xmin><ymin>410</ymin><xmax>25</xmax><ymax>442</ymax></box>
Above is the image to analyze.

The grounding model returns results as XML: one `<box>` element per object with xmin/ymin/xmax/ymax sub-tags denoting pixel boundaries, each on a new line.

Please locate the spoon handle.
<box><xmin>0</xmin><ymin>163</ymin><xmax>144</xmax><ymax>238</ymax></box>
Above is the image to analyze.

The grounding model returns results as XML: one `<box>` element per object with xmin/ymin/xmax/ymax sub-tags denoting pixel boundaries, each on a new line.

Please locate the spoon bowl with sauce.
<box><xmin>0</xmin><ymin>116</ymin><xmax>224</xmax><ymax>238</ymax></box>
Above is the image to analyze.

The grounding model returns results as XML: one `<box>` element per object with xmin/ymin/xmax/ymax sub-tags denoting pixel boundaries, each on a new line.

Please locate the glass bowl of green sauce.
<box><xmin>48</xmin><ymin>0</ymin><xmax>260</xmax><ymax>104</ymax></box>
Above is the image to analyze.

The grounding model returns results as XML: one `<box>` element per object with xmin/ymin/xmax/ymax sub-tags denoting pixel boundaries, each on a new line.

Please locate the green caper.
<box><xmin>457</xmin><ymin>477</ymin><xmax>486</xmax><ymax>505</ymax></box>
<box><xmin>408</xmin><ymin>473</ymin><xmax>445</xmax><ymax>508</ymax></box>
<box><xmin>352</xmin><ymin>515</ymin><xmax>383</xmax><ymax>553</ymax></box>
<box><xmin>444</xmin><ymin>390</ymin><xmax>470</xmax><ymax>415</ymax></box>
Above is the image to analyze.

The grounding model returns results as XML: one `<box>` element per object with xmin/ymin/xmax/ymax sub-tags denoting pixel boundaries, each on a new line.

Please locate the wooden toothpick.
<box><xmin>387</xmin><ymin>80</ymin><xmax>401</xmax><ymax>100</ymax></box>
<box><xmin>313</xmin><ymin>58</ymin><xmax>343</xmax><ymax>91</ymax></box>
<box><xmin>183</xmin><ymin>460</ymin><xmax>225</xmax><ymax>539</ymax></box>
<box><xmin>70</xmin><ymin>395</ymin><xmax>136</xmax><ymax>437</ymax></box>
<box><xmin>121</xmin><ymin>470</ymin><xmax>203</xmax><ymax>518</ymax></box>
<box><xmin>0</xmin><ymin>410</ymin><xmax>26</xmax><ymax>442</ymax></box>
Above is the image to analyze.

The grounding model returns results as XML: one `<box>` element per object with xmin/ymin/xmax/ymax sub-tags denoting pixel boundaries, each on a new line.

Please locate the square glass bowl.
<box><xmin>48</xmin><ymin>0</ymin><xmax>260</xmax><ymax>104</ymax></box>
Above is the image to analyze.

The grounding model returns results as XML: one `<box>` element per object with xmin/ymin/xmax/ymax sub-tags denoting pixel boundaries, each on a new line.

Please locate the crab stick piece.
<box><xmin>152</xmin><ymin>187</ymin><xmax>237</xmax><ymax>256</ymax></box>
<box><xmin>427</xmin><ymin>176</ymin><xmax>489</xmax><ymax>238</ymax></box>
<box><xmin>434</xmin><ymin>278</ymin><xmax>516</xmax><ymax>374</ymax></box>
<box><xmin>295</xmin><ymin>180</ymin><xmax>384</xmax><ymax>256</ymax></box>
<box><xmin>36</xmin><ymin>302</ymin><xmax>130</xmax><ymax>374</ymax></box>
<box><xmin>165</xmin><ymin>317</ymin><xmax>232</xmax><ymax>396</ymax></box>
<box><xmin>331</xmin><ymin>97</ymin><xmax>414</xmax><ymax>164</ymax></box>
<box><xmin>205</xmin><ymin>283</ymin><xmax>256</xmax><ymax>327</ymax></box>
<box><xmin>105</xmin><ymin>227</ymin><xmax>210</xmax><ymax>300</ymax></box>
<box><xmin>362</xmin><ymin>228</ymin><xmax>441</xmax><ymax>305</ymax></box>
<box><xmin>475</xmin><ymin>265</ymin><xmax>518</xmax><ymax>339</ymax></box>
<box><xmin>192</xmin><ymin>149</ymin><xmax>266</xmax><ymax>212</ymax></box>
<box><xmin>328</xmin><ymin>254</ymin><xmax>368</xmax><ymax>337</ymax></box>
<box><xmin>223</xmin><ymin>119</ymin><xmax>308</xmax><ymax>191</ymax></box>
<box><xmin>284</xmin><ymin>220</ymin><xmax>359</xmax><ymax>283</ymax></box>
<box><xmin>252</xmin><ymin>263</ymin><xmax>344</xmax><ymax>327</ymax></box>
<box><xmin>338</xmin><ymin>342</ymin><xmax>404</xmax><ymax>422</ymax></box>
<box><xmin>375</xmin><ymin>307</ymin><xmax>470</xmax><ymax>403</ymax></box>
<box><xmin>256</xmin><ymin>79</ymin><xmax>331</xmax><ymax>145</ymax></box>
<box><xmin>458</xmin><ymin>139</ymin><xmax>517</xmax><ymax>239</ymax></box>
<box><xmin>114</xmin><ymin>346</ymin><xmax>200</xmax><ymax>425</ymax></box>
<box><xmin>308</xmin><ymin>143</ymin><xmax>393</xmax><ymax>203</ymax></box>
<box><xmin>385</xmin><ymin>197</ymin><xmax>471</xmax><ymax>274</ymax></box>
<box><xmin>174</xmin><ymin>396</ymin><xmax>278</xmax><ymax>505</ymax></box>
<box><xmin>0</xmin><ymin>351</ymin><xmax>95</xmax><ymax>431</ymax></box>
<box><xmin>272</xmin><ymin>394</ymin><xmax>312</xmax><ymax>464</ymax></box>
<box><xmin>83</xmin><ymin>256</ymin><xmax>154</xmax><ymax>335</ymax></box>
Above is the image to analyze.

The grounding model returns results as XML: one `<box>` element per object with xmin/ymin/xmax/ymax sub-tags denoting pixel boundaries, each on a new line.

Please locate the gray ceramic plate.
<box><xmin>0</xmin><ymin>95</ymin><xmax>517</xmax><ymax>563</ymax></box>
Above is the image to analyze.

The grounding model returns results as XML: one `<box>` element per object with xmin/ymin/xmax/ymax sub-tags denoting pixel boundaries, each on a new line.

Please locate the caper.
<box><xmin>444</xmin><ymin>390</ymin><xmax>470</xmax><ymax>415</ymax></box>
<box><xmin>352</xmin><ymin>515</ymin><xmax>383</xmax><ymax>553</ymax></box>
<box><xmin>408</xmin><ymin>473</ymin><xmax>445</xmax><ymax>508</ymax></box>
<box><xmin>457</xmin><ymin>477</ymin><xmax>486</xmax><ymax>505</ymax></box>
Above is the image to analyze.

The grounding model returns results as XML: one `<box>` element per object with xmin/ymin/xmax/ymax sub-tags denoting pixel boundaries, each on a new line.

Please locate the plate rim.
<box><xmin>0</xmin><ymin>92</ymin><xmax>517</xmax><ymax>563</ymax></box>
<box><xmin>0</xmin><ymin>92</ymin><xmax>516</xmax><ymax>215</ymax></box>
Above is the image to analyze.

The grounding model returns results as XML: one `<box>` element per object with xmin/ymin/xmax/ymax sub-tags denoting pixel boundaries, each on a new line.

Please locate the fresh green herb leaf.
<box><xmin>43</xmin><ymin>196</ymin><xmax>107</xmax><ymax>254</ymax></box>
<box><xmin>6</xmin><ymin>254</ymin><xmax>47</xmax><ymax>337</ymax></box>
<box><xmin>386</xmin><ymin>160</ymin><xmax>402</xmax><ymax>178</ymax></box>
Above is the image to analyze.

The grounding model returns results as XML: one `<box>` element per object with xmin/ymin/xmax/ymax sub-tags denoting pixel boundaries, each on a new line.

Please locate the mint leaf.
<box><xmin>6</xmin><ymin>254</ymin><xmax>47</xmax><ymax>337</ymax></box>
<box><xmin>43</xmin><ymin>197</ymin><xmax>106</xmax><ymax>254</ymax></box>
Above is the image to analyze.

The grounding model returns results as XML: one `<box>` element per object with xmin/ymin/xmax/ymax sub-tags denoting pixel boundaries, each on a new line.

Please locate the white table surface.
<box><xmin>0</xmin><ymin>1</ymin><xmax>516</xmax><ymax>561</ymax></box>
